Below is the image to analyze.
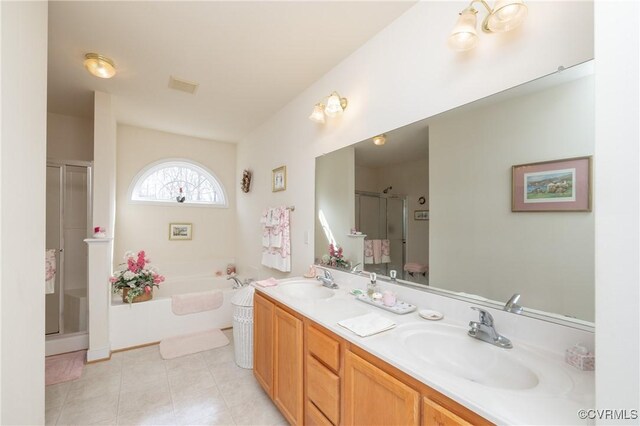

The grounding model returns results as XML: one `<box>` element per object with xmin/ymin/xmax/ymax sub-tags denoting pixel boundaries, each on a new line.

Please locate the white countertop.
<box><xmin>255</xmin><ymin>276</ymin><xmax>595</xmax><ymax>426</ymax></box>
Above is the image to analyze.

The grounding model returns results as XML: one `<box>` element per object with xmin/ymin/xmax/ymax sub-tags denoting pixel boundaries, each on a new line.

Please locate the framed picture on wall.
<box><xmin>414</xmin><ymin>210</ymin><xmax>429</xmax><ymax>220</ymax></box>
<box><xmin>512</xmin><ymin>156</ymin><xmax>592</xmax><ymax>212</ymax></box>
<box><xmin>272</xmin><ymin>166</ymin><xmax>286</xmax><ymax>192</ymax></box>
<box><xmin>169</xmin><ymin>223</ymin><xmax>192</xmax><ymax>240</ymax></box>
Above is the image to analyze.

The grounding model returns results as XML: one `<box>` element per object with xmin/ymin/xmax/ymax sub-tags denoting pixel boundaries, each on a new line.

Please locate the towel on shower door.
<box><xmin>372</xmin><ymin>239</ymin><xmax>382</xmax><ymax>264</ymax></box>
<box><xmin>364</xmin><ymin>240</ymin><xmax>374</xmax><ymax>264</ymax></box>
<box><xmin>381</xmin><ymin>239</ymin><xmax>391</xmax><ymax>264</ymax></box>
<box><xmin>45</xmin><ymin>249</ymin><xmax>57</xmax><ymax>294</ymax></box>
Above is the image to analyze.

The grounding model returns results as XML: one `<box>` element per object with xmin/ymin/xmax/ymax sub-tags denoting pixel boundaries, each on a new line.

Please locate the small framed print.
<box><xmin>272</xmin><ymin>166</ymin><xmax>286</xmax><ymax>192</ymax></box>
<box><xmin>414</xmin><ymin>210</ymin><xmax>429</xmax><ymax>220</ymax></box>
<box><xmin>512</xmin><ymin>156</ymin><xmax>592</xmax><ymax>212</ymax></box>
<box><xmin>169</xmin><ymin>223</ymin><xmax>192</xmax><ymax>240</ymax></box>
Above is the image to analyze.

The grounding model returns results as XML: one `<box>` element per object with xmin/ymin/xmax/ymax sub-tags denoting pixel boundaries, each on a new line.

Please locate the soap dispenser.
<box><xmin>367</xmin><ymin>273</ymin><xmax>378</xmax><ymax>297</ymax></box>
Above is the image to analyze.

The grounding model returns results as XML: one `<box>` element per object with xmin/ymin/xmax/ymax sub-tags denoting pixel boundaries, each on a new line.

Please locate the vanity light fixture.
<box><xmin>448</xmin><ymin>0</ymin><xmax>528</xmax><ymax>52</ymax></box>
<box><xmin>372</xmin><ymin>134</ymin><xmax>386</xmax><ymax>146</ymax></box>
<box><xmin>308</xmin><ymin>91</ymin><xmax>348</xmax><ymax>123</ymax></box>
<box><xmin>83</xmin><ymin>53</ymin><xmax>117</xmax><ymax>78</ymax></box>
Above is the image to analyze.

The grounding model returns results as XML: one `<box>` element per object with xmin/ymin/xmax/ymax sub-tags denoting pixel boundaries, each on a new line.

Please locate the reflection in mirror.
<box><xmin>315</xmin><ymin>60</ymin><xmax>594</xmax><ymax>324</ymax></box>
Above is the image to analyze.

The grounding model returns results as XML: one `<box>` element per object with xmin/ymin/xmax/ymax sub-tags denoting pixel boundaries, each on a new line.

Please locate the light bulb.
<box><xmin>83</xmin><ymin>53</ymin><xmax>117</xmax><ymax>79</ymax></box>
<box><xmin>308</xmin><ymin>103</ymin><xmax>326</xmax><ymax>123</ymax></box>
<box><xmin>486</xmin><ymin>0</ymin><xmax>528</xmax><ymax>33</ymax></box>
<box><xmin>324</xmin><ymin>92</ymin><xmax>345</xmax><ymax>117</ymax></box>
<box><xmin>448</xmin><ymin>8</ymin><xmax>479</xmax><ymax>51</ymax></box>
<box><xmin>373</xmin><ymin>135</ymin><xmax>386</xmax><ymax>146</ymax></box>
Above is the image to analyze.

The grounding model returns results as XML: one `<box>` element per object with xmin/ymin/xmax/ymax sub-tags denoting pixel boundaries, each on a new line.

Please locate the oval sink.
<box><xmin>277</xmin><ymin>280</ymin><xmax>335</xmax><ymax>300</ymax></box>
<box><xmin>398</xmin><ymin>323</ymin><xmax>539</xmax><ymax>390</ymax></box>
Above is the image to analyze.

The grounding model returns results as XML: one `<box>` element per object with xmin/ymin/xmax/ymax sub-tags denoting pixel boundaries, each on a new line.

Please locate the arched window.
<box><xmin>129</xmin><ymin>159</ymin><xmax>227</xmax><ymax>207</ymax></box>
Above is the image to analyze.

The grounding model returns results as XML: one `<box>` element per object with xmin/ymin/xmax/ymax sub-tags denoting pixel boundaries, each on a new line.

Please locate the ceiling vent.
<box><xmin>168</xmin><ymin>76</ymin><xmax>199</xmax><ymax>94</ymax></box>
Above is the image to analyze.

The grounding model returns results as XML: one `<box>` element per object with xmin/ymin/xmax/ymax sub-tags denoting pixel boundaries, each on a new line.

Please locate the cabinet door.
<box><xmin>253</xmin><ymin>293</ymin><xmax>274</xmax><ymax>397</ymax></box>
<box><xmin>274</xmin><ymin>306</ymin><xmax>304</xmax><ymax>425</ymax></box>
<box><xmin>344</xmin><ymin>350</ymin><xmax>420</xmax><ymax>426</ymax></box>
<box><xmin>422</xmin><ymin>397</ymin><xmax>472</xmax><ymax>426</ymax></box>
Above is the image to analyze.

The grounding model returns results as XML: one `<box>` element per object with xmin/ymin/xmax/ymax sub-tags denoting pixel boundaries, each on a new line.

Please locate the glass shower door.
<box><xmin>45</xmin><ymin>165</ymin><xmax>63</xmax><ymax>335</ymax></box>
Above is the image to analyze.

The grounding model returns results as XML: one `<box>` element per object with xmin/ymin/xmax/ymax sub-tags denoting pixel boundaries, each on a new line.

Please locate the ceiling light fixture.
<box><xmin>448</xmin><ymin>0</ymin><xmax>527</xmax><ymax>51</ymax></box>
<box><xmin>308</xmin><ymin>91</ymin><xmax>348</xmax><ymax>123</ymax></box>
<box><xmin>83</xmin><ymin>53</ymin><xmax>117</xmax><ymax>78</ymax></box>
<box><xmin>372</xmin><ymin>134</ymin><xmax>386</xmax><ymax>146</ymax></box>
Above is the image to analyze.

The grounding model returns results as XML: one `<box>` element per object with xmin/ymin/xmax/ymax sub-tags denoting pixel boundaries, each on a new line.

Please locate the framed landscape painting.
<box><xmin>169</xmin><ymin>223</ymin><xmax>192</xmax><ymax>240</ymax></box>
<box><xmin>512</xmin><ymin>156</ymin><xmax>592</xmax><ymax>212</ymax></box>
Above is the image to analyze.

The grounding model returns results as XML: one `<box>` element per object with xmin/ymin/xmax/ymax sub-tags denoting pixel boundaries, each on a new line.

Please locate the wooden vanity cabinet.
<box><xmin>254</xmin><ymin>292</ymin><xmax>304</xmax><ymax>425</ymax></box>
<box><xmin>274</xmin><ymin>306</ymin><xmax>304</xmax><ymax>425</ymax></box>
<box><xmin>344</xmin><ymin>350</ymin><xmax>420</xmax><ymax>426</ymax></box>
<box><xmin>253</xmin><ymin>292</ymin><xmax>275</xmax><ymax>397</ymax></box>
<box><xmin>253</xmin><ymin>291</ymin><xmax>492</xmax><ymax>426</ymax></box>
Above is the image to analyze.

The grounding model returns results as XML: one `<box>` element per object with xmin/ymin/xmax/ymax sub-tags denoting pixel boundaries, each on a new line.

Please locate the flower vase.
<box><xmin>122</xmin><ymin>288</ymin><xmax>153</xmax><ymax>303</ymax></box>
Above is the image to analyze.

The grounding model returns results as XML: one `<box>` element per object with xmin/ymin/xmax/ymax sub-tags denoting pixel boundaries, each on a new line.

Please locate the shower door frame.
<box><xmin>355</xmin><ymin>190</ymin><xmax>407</xmax><ymax>277</ymax></box>
<box><xmin>46</xmin><ymin>159</ymin><xmax>93</xmax><ymax>337</ymax></box>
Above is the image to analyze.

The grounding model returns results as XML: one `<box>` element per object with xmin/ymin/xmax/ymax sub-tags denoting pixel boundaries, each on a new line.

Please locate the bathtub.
<box><xmin>110</xmin><ymin>275</ymin><xmax>236</xmax><ymax>350</ymax></box>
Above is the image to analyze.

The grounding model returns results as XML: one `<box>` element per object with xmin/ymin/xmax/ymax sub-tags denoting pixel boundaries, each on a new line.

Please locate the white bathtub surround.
<box><xmin>85</xmin><ymin>238</ymin><xmax>113</xmax><ymax>362</ymax></box>
<box><xmin>110</xmin><ymin>275</ymin><xmax>235</xmax><ymax>350</ymax></box>
<box><xmin>159</xmin><ymin>329</ymin><xmax>229</xmax><ymax>359</ymax></box>
<box><xmin>257</xmin><ymin>272</ymin><xmax>595</xmax><ymax>425</ymax></box>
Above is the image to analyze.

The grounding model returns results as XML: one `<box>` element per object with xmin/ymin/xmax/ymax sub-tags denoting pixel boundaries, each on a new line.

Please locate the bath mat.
<box><xmin>45</xmin><ymin>350</ymin><xmax>86</xmax><ymax>385</ymax></box>
<box><xmin>159</xmin><ymin>329</ymin><xmax>229</xmax><ymax>359</ymax></box>
<box><xmin>171</xmin><ymin>290</ymin><xmax>223</xmax><ymax>315</ymax></box>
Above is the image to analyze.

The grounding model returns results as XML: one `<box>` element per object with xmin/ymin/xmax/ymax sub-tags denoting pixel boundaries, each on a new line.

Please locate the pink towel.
<box><xmin>364</xmin><ymin>240</ymin><xmax>374</xmax><ymax>264</ymax></box>
<box><xmin>171</xmin><ymin>290</ymin><xmax>223</xmax><ymax>315</ymax></box>
<box><xmin>372</xmin><ymin>240</ymin><xmax>382</xmax><ymax>264</ymax></box>
<box><xmin>255</xmin><ymin>277</ymin><xmax>278</xmax><ymax>287</ymax></box>
<box><xmin>381</xmin><ymin>239</ymin><xmax>391</xmax><ymax>264</ymax></box>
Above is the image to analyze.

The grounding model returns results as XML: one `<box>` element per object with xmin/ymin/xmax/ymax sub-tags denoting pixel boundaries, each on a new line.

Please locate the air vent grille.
<box><xmin>168</xmin><ymin>76</ymin><xmax>199</xmax><ymax>94</ymax></box>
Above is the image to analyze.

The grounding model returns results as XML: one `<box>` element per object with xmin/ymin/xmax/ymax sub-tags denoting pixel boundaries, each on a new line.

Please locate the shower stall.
<box><xmin>355</xmin><ymin>191</ymin><xmax>406</xmax><ymax>278</ymax></box>
<box><xmin>45</xmin><ymin>160</ymin><xmax>92</xmax><ymax>354</ymax></box>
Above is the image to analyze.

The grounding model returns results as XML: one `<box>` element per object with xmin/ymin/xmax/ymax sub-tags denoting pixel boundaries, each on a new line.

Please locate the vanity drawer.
<box><xmin>306</xmin><ymin>355</ymin><xmax>340</xmax><ymax>424</ymax></box>
<box><xmin>306</xmin><ymin>400</ymin><xmax>334</xmax><ymax>426</ymax></box>
<box><xmin>307</xmin><ymin>324</ymin><xmax>340</xmax><ymax>372</ymax></box>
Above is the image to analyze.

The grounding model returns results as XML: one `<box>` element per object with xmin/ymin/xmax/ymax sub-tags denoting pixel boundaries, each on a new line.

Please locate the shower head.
<box><xmin>383</xmin><ymin>186</ymin><xmax>392</xmax><ymax>194</ymax></box>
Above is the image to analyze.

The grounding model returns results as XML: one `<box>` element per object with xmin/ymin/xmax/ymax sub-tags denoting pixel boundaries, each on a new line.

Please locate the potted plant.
<box><xmin>321</xmin><ymin>243</ymin><xmax>349</xmax><ymax>269</ymax></box>
<box><xmin>110</xmin><ymin>250</ymin><xmax>165</xmax><ymax>303</ymax></box>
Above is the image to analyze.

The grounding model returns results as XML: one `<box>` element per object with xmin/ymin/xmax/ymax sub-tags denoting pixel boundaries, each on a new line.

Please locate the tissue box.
<box><xmin>565</xmin><ymin>346</ymin><xmax>595</xmax><ymax>371</ymax></box>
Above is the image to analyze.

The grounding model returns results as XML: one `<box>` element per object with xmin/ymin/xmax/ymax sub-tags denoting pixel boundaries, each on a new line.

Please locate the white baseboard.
<box><xmin>86</xmin><ymin>346</ymin><xmax>111</xmax><ymax>362</ymax></box>
<box><xmin>45</xmin><ymin>332</ymin><xmax>89</xmax><ymax>356</ymax></box>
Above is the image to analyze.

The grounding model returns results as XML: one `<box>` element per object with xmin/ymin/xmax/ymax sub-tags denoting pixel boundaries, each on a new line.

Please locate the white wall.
<box><xmin>47</xmin><ymin>112</ymin><xmax>93</xmax><ymax>161</ymax></box>
<box><xmin>236</xmin><ymin>1</ymin><xmax>594</xmax><ymax>281</ymax></box>
<box><xmin>594</xmin><ymin>1</ymin><xmax>640</xmax><ymax>422</ymax></box>
<box><xmin>93</xmin><ymin>91</ymin><xmax>116</xmax><ymax>241</ymax></box>
<box><xmin>114</xmin><ymin>125</ymin><xmax>237</xmax><ymax>277</ymax></box>
<box><xmin>0</xmin><ymin>1</ymin><xmax>47</xmax><ymax>423</ymax></box>
<box><xmin>429</xmin><ymin>76</ymin><xmax>594</xmax><ymax>321</ymax></box>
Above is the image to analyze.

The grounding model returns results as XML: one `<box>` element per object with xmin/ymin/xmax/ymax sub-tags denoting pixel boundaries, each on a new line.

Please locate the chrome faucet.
<box><xmin>350</xmin><ymin>262</ymin><xmax>362</xmax><ymax>273</ymax></box>
<box><xmin>468</xmin><ymin>307</ymin><xmax>513</xmax><ymax>349</ymax></box>
<box><xmin>504</xmin><ymin>293</ymin><xmax>523</xmax><ymax>314</ymax></box>
<box><xmin>227</xmin><ymin>276</ymin><xmax>253</xmax><ymax>289</ymax></box>
<box><xmin>316</xmin><ymin>267</ymin><xmax>339</xmax><ymax>289</ymax></box>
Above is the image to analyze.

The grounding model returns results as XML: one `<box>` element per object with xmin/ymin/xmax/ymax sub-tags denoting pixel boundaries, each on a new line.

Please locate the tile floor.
<box><xmin>45</xmin><ymin>330</ymin><xmax>287</xmax><ymax>426</ymax></box>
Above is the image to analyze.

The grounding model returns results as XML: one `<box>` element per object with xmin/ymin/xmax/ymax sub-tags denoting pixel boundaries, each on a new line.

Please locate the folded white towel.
<box><xmin>338</xmin><ymin>312</ymin><xmax>396</xmax><ymax>337</ymax></box>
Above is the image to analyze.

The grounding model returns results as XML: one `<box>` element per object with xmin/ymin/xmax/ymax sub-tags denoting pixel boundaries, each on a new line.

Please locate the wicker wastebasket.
<box><xmin>231</xmin><ymin>285</ymin><xmax>255</xmax><ymax>369</ymax></box>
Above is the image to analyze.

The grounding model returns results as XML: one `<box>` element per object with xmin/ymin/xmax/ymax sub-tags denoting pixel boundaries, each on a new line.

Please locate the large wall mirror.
<box><xmin>315</xmin><ymin>60</ymin><xmax>594</xmax><ymax>327</ymax></box>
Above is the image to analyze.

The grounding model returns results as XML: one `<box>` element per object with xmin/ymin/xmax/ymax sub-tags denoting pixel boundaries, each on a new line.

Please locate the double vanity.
<box><xmin>252</xmin><ymin>271</ymin><xmax>595</xmax><ymax>425</ymax></box>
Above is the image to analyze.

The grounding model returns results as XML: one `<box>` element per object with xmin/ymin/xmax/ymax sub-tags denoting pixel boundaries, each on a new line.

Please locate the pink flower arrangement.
<box><xmin>323</xmin><ymin>243</ymin><xmax>349</xmax><ymax>269</ymax></box>
<box><xmin>111</xmin><ymin>250</ymin><xmax>165</xmax><ymax>303</ymax></box>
